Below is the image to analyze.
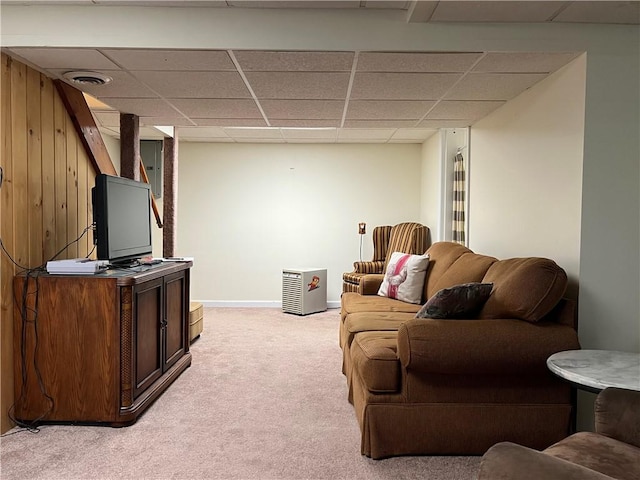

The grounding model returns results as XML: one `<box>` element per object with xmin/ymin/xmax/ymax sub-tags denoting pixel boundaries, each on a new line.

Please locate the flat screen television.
<box><xmin>92</xmin><ymin>173</ymin><xmax>153</xmax><ymax>266</ymax></box>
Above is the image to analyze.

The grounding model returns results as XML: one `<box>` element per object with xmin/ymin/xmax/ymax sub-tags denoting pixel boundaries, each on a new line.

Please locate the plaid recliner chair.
<box><xmin>342</xmin><ymin>222</ymin><xmax>430</xmax><ymax>294</ymax></box>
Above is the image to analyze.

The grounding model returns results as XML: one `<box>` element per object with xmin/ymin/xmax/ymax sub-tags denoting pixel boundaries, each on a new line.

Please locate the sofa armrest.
<box><xmin>360</xmin><ymin>274</ymin><xmax>385</xmax><ymax>295</ymax></box>
<box><xmin>397</xmin><ymin>318</ymin><xmax>580</xmax><ymax>375</ymax></box>
<box><xmin>353</xmin><ymin>260</ymin><xmax>385</xmax><ymax>274</ymax></box>
<box><xmin>595</xmin><ymin>387</ymin><xmax>640</xmax><ymax>448</ymax></box>
<box><xmin>478</xmin><ymin>442</ymin><xmax>614</xmax><ymax>480</ymax></box>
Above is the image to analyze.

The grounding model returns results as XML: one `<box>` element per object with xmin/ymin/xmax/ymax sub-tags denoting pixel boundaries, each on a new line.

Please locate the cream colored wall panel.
<box><xmin>177</xmin><ymin>143</ymin><xmax>422</xmax><ymax>303</ymax></box>
<box><xmin>469</xmin><ymin>55</ymin><xmax>586</xmax><ymax>301</ymax></box>
<box><xmin>420</xmin><ymin>132</ymin><xmax>441</xmax><ymax>241</ymax></box>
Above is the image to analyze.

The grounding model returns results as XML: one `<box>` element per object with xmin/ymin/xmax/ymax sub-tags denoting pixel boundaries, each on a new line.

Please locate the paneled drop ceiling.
<box><xmin>4</xmin><ymin>1</ymin><xmax>638</xmax><ymax>143</ymax></box>
<box><xmin>5</xmin><ymin>47</ymin><xmax>581</xmax><ymax>143</ymax></box>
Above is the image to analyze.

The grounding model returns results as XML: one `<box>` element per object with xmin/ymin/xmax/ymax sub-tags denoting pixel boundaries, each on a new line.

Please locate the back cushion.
<box><xmin>479</xmin><ymin>257</ymin><xmax>568</xmax><ymax>323</ymax></box>
<box><xmin>423</xmin><ymin>242</ymin><xmax>473</xmax><ymax>299</ymax></box>
<box><xmin>426</xmin><ymin>252</ymin><xmax>497</xmax><ymax>299</ymax></box>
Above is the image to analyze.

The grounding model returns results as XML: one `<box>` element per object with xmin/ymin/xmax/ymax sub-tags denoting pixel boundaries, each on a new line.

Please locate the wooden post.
<box><xmin>162</xmin><ymin>134</ymin><xmax>178</xmax><ymax>258</ymax></box>
<box><xmin>120</xmin><ymin>113</ymin><xmax>139</xmax><ymax>181</ymax></box>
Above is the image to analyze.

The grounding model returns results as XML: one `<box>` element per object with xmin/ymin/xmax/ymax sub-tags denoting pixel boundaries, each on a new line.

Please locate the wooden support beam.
<box><xmin>53</xmin><ymin>80</ymin><xmax>117</xmax><ymax>177</ymax></box>
<box><xmin>162</xmin><ymin>134</ymin><xmax>178</xmax><ymax>258</ymax></box>
<box><xmin>119</xmin><ymin>113</ymin><xmax>139</xmax><ymax>181</ymax></box>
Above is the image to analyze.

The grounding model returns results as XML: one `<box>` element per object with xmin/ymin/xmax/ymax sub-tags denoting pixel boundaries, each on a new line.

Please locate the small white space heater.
<box><xmin>282</xmin><ymin>268</ymin><xmax>327</xmax><ymax>315</ymax></box>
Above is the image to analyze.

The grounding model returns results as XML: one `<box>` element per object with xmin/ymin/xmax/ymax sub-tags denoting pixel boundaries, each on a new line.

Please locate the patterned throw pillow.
<box><xmin>415</xmin><ymin>282</ymin><xmax>494</xmax><ymax>319</ymax></box>
<box><xmin>377</xmin><ymin>252</ymin><xmax>430</xmax><ymax>305</ymax></box>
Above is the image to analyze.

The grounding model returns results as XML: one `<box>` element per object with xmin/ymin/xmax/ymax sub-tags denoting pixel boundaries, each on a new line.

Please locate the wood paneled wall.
<box><xmin>1</xmin><ymin>53</ymin><xmax>97</xmax><ymax>433</ymax></box>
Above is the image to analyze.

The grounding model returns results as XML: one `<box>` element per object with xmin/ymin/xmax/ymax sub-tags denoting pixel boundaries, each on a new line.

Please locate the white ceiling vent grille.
<box><xmin>63</xmin><ymin>71</ymin><xmax>113</xmax><ymax>86</ymax></box>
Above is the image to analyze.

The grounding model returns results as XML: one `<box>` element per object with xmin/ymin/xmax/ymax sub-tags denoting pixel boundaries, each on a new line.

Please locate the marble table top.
<box><xmin>547</xmin><ymin>350</ymin><xmax>640</xmax><ymax>393</ymax></box>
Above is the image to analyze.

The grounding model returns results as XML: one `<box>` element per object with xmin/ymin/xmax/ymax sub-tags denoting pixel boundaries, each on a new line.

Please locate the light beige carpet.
<box><xmin>1</xmin><ymin>308</ymin><xmax>481</xmax><ymax>479</ymax></box>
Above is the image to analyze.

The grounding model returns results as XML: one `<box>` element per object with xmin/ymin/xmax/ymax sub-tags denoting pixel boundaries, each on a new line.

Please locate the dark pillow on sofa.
<box><xmin>415</xmin><ymin>282</ymin><xmax>494</xmax><ymax>319</ymax></box>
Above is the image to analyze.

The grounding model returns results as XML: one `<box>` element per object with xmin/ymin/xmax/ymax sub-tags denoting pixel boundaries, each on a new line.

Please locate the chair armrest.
<box><xmin>595</xmin><ymin>387</ymin><xmax>640</xmax><ymax>448</ymax></box>
<box><xmin>397</xmin><ymin>318</ymin><xmax>580</xmax><ymax>375</ymax></box>
<box><xmin>360</xmin><ymin>274</ymin><xmax>385</xmax><ymax>295</ymax></box>
<box><xmin>478</xmin><ymin>442</ymin><xmax>614</xmax><ymax>480</ymax></box>
<box><xmin>352</xmin><ymin>260</ymin><xmax>385</xmax><ymax>274</ymax></box>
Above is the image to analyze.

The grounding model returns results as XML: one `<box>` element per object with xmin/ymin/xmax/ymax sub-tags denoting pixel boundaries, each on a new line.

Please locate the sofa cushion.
<box><xmin>479</xmin><ymin>257</ymin><xmax>568</xmax><ymax>323</ymax></box>
<box><xmin>425</xmin><ymin>252</ymin><xmax>497</xmax><ymax>300</ymax></box>
<box><xmin>351</xmin><ymin>331</ymin><xmax>400</xmax><ymax>393</ymax></box>
<box><xmin>544</xmin><ymin>431</ymin><xmax>640</xmax><ymax>480</ymax></box>
<box><xmin>378</xmin><ymin>252</ymin><xmax>429</xmax><ymax>304</ymax></box>
<box><xmin>416</xmin><ymin>282</ymin><xmax>494</xmax><ymax>319</ymax></box>
<box><xmin>423</xmin><ymin>242</ymin><xmax>473</xmax><ymax>298</ymax></box>
<box><xmin>341</xmin><ymin>311</ymin><xmax>415</xmax><ymax>351</ymax></box>
<box><xmin>341</xmin><ymin>292</ymin><xmax>422</xmax><ymax>321</ymax></box>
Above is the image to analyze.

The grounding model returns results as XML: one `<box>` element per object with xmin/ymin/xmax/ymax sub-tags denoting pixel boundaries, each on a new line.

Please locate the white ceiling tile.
<box><xmin>445</xmin><ymin>73</ymin><xmax>547</xmax><ymax>101</ymax></box>
<box><xmin>346</xmin><ymin>100</ymin><xmax>435</xmax><ymax>119</ymax></box>
<box><xmin>358</xmin><ymin>52</ymin><xmax>482</xmax><ymax>72</ymax></box>
<box><xmin>261</xmin><ymin>100</ymin><xmax>344</xmax><ymax>119</ymax></box>
<box><xmin>181</xmin><ymin>137</ymin><xmax>235</xmax><ymax>143</ymax></box>
<box><xmin>286</xmin><ymin>138</ymin><xmax>337</xmax><ymax>144</ymax></box>
<box><xmin>270</xmin><ymin>119</ymin><xmax>340</xmax><ymax>127</ymax></box>
<box><xmin>132</xmin><ymin>71</ymin><xmax>251</xmax><ymax>98</ymax></box>
<box><xmin>473</xmin><ymin>52</ymin><xmax>581</xmax><ymax>73</ymax></box>
<box><xmin>337</xmin><ymin>138</ymin><xmax>389</xmax><ymax>144</ymax></box>
<box><xmin>228</xmin><ymin>1</ymin><xmax>360</xmax><ymax>7</ymax></box>
<box><xmin>390</xmin><ymin>128</ymin><xmax>438</xmax><ymax>141</ymax></box>
<box><xmin>169</xmin><ymin>98</ymin><xmax>262</xmax><ymax>118</ymax></box>
<box><xmin>245</xmin><ymin>72</ymin><xmax>350</xmax><ymax>99</ymax></box>
<box><xmin>430</xmin><ymin>1</ymin><xmax>563</xmax><ymax>23</ymax></box>
<box><xmin>351</xmin><ymin>73</ymin><xmax>461</xmax><ymax>100</ymax></box>
<box><xmin>224</xmin><ymin>128</ymin><xmax>284</xmax><ymax>139</ymax></box>
<box><xmin>337</xmin><ymin>128</ymin><xmax>396</xmax><ymax>140</ymax></box>
<box><xmin>343</xmin><ymin>119</ymin><xmax>418</xmax><ymax>128</ymax></box>
<box><xmin>95</xmin><ymin>1</ymin><xmax>227</xmax><ymax>5</ymax></box>
<box><xmin>234</xmin><ymin>51</ymin><xmax>354</xmax><ymax>71</ymax></box>
<box><xmin>553</xmin><ymin>1</ymin><xmax>640</xmax><ymax>25</ymax></box>
<box><xmin>100</xmin><ymin>98</ymin><xmax>180</xmax><ymax>117</ymax></box>
<box><xmin>140</xmin><ymin>116</ymin><xmax>195</xmax><ymax>126</ymax></box>
<box><xmin>192</xmin><ymin>118</ymin><xmax>268</xmax><ymax>127</ymax></box>
<box><xmin>364</xmin><ymin>1</ymin><xmax>411</xmax><ymax>9</ymax></box>
<box><xmin>280</xmin><ymin>128</ymin><xmax>338</xmax><ymax>140</ymax></box>
<box><xmin>7</xmin><ymin>48</ymin><xmax>118</xmax><ymax>70</ymax></box>
<box><xmin>233</xmin><ymin>137</ymin><xmax>285</xmax><ymax>143</ymax></box>
<box><xmin>102</xmin><ymin>49</ymin><xmax>236</xmax><ymax>71</ymax></box>
<box><xmin>177</xmin><ymin>126</ymin><xmax>230</xmax><ymax>138</ymax></box>
<box><xmin>417</xmin><ymin>119</ymin><xmax>472</xmax><ymax>128</ymax></box>
<box><xmin>425</xmin><ymin>100</ymin><xmax>505</xmax><ymax>120</ymax></box>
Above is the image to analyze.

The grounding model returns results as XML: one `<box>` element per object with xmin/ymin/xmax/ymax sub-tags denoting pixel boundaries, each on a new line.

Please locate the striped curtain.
<box><xmin>452</xmin><ymin>153</ymin><xmax>466</xmax><ymax>245</ymax></box>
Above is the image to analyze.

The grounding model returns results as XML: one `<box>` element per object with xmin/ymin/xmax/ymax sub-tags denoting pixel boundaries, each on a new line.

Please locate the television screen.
<box><xmin>92</xmin><ymin>174</ymin><xmax>153</xmax><ymax>265</ymax></box>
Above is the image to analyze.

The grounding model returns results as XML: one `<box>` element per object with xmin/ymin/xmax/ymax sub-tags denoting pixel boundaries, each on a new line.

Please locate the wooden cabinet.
<box><xmin>13</xmin><ymin>262</ymin><xmax>192</xmax><ymax>427</ymax></box>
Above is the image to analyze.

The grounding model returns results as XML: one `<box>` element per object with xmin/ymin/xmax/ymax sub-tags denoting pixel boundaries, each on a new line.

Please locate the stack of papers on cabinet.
<box><xmin>46</xmin><ymin>258</ymin><xmax>109</xmax><ymax>274</ymax></box>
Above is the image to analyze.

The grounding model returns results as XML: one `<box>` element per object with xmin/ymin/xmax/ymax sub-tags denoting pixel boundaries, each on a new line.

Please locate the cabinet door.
<box><xmin>133</xmin><ymin>277</ymin><xmax>163</xmax><ymax>398</ymax></box>
<box><xmin>164</xmin><ymin>271</ymin><xmax>187</xmax><ymax>371</ymax></box>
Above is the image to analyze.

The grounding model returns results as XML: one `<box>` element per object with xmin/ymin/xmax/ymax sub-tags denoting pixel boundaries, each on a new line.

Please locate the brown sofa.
<box><xmin>477</xmin><ymin>388</ymin><xmax>640</xmax><ymax>480</ymax></box>
<box><xmin>340</xmin><ymin>241</ymin><xmax>581</xmax><ymax>459</ymax></box>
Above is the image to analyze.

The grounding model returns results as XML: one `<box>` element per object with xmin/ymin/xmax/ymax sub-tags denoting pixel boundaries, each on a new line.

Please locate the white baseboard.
<box><xmin>196</xmin><ymin>300</ymin><xmax>341</xmax><ymax>309</ymax></box>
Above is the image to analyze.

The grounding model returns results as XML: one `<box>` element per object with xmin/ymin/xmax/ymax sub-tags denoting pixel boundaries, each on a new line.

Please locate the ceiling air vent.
<box><xmin>62</xmin><ymin>71</ymin><xmax>112</xmax><ymax>86</ymax></box>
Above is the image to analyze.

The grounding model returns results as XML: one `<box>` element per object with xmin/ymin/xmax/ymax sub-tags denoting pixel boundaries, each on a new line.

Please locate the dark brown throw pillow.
<box><xmin>415</xmin><ymin>282</ymin><xmax>494</xmax><ymax>319</ymax></box>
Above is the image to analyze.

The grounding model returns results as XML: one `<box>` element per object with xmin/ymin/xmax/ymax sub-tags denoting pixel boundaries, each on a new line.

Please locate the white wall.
<box><xmin>468</xmin><ymin>55</ymin><xmax>586</xmax><ymax>300</ymax></box>
<box><xmin>420</xmin><ymin>133</ymin><xmax>441</xmax><ymax>240</ymax></box>
<box><xmin>177</xmin><ymin>143</ymin><xmax>422</xmax><ymax>305</ymax></box>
